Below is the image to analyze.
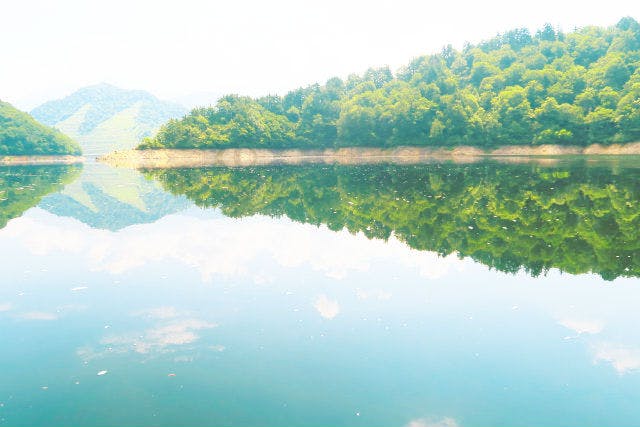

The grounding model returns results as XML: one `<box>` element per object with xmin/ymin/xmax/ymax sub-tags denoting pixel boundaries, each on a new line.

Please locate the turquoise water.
<box><xmin>1</xmin><ymin>159</ymin><xmax>639</xmax><ymax>427</ymax></box>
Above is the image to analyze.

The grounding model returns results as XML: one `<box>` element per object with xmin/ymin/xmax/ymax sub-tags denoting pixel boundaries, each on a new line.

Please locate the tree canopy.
<box><xmin>0</xmin><ymin>101</ymin><xmax>82</xmax><ymax>155</ymax></box>
<box><xmin>141</xmin><ymin>18</ymin><xmax>640</xmax><ymax>150</ymax></box>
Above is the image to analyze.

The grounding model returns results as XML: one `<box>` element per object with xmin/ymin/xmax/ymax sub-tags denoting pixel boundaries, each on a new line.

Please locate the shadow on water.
<box><xmin>142</xmin><ymin>158</ymin><xmax>640</xmax><ymax>280</ymax></box>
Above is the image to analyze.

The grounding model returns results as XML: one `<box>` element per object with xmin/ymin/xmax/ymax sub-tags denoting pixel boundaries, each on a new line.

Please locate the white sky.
<box><xmin>1</xmin><ymin>0</ymin><xmax>639</xmax><ymax>110</ymax></box>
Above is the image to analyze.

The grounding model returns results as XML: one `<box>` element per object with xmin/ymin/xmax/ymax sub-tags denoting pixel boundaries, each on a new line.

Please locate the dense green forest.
<box><xmin>0</xmin><ymin>101</ymin><xmax>82</xmax><ymax>155</ymax></box>
<box><xmin>144</xmin><ymin>161</ymin><xmax>640</xmax><ymax>280</ymax></box>
<box><xmin>0</xmin><ymin>165</ymin><xmax>82</xmax><ymax>228</ymax></box>
<box><xmin>140</xmin><ymin>18</ymin><xmax>640</xmax><ymax>150</ymax></box>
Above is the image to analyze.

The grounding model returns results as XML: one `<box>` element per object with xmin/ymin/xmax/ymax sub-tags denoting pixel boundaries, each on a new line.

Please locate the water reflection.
<box><xmin>1</xmin><ymin>160</ymin><xmax>640</xmax><ymax>426</ymax></box>
<box><xmin>143</xmin><ymin>159</ymin><xmax>640</xmax><ymax>280</ymax></box>
<box><xmin>2</xmin><ymin>205</ymin><xmax>640</xmax><ymax>426</ymax></box>
<box><xmin>0</xmin><ymin>164</ymin><xmax>81</xmax><ymax>229</ymax></box>
<box><xmin>38</xmin><ymin>163</ymin><xmax>190</xmax><ymax>230</ymax></box>
<box><xmin>3</xmin><ymin>208</ymin><xmax>463</xmax><ymax>281</ymax></box>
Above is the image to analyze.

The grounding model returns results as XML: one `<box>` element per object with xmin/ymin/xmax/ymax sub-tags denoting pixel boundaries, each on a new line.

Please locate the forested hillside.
<box><xmin>141</xmin><ymin>18</ymin><xmax>640</xmax><ymax>150</ymax></box>
<box><xmin>0</xmin><ymin>101</ymin><xmax>81</xmax><ymax>155</ymax></box>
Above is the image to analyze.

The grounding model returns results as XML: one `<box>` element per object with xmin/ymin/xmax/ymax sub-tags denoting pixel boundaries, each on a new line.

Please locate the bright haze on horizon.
<box><xmin>2</xmin><ymin>0</ymin><xmax>639</xmax><ymax>110</ymax></box>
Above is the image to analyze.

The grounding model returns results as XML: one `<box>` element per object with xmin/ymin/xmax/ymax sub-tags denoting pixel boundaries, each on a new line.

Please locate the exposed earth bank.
<box><xmin>98</xmin><ymin>143</ymin><xmax>640</xmax><ymax>168</ymax></box>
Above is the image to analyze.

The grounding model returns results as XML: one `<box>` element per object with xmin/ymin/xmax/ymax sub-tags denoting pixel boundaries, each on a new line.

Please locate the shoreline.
<box><xmin>98</xmin><ymin>143</ymin><xmax>640</xmax><ymax>168</ymax></box>
<box><xmin>0</xmin><ymin>155</ymin><xmax>85</xmax><ymax>166</ymax></box>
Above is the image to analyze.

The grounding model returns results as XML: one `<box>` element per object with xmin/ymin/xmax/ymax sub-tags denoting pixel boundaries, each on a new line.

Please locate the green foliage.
<box><xmin>0</xmin><ymin>101</ymin><xmax>82</xmax><ymax>155</ymax></box>
<box><xmin>145</xmin><ymin>160</ymin><xmax>640</xmax><ymax>280</ymax></box>
<box><xmin>142</xmin><ymin>18</ymin><xmax>640</xmax><ymax>149</ymax></box>
<box><xmin>139</xmin><ymin>96</ymin><xmax>296</xmax><ymax>149</ymax></box>
<box><xmin>0</xmin><ymin>164</ymin><xmax>82</xmax><ymax>228</ymax></box>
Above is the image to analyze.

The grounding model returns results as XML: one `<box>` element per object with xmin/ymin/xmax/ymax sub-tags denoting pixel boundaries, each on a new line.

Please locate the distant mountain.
<box><xmin>0</xmin><ymin>100</ymin><xmax>81</xmax><ymax>155</ymax></box>
<box><xmin>31</xmin><ymin>84</ymin><xmax>187</xmax><ymax>155</ymax></box>
<box><xmin>38</xmin><ymin>163</ymin><xmax>191</xmax><ymax>231</ymax></box>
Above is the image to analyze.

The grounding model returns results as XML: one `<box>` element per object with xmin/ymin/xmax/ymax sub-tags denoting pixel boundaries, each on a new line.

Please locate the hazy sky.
<box><xmin>2</xmin><ymin>0</ymin><xmax>639</xmax><ymax>110</ymax></box>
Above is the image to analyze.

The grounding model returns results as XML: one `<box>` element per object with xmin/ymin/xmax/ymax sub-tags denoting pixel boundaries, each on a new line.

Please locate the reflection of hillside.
<box><xmin>144</xmin><ymin>160</ymin><xmax>640</xmax><ymax>280</ymax></box>
<box><xmin>39</xmin><ymin>163</ymin><xmax>190</xmax><ymax>231</ymax></box>
<box><xmin>0</xmin><ymin>165</ymin><xmax>82</xmax><ymax>229</ymax></box>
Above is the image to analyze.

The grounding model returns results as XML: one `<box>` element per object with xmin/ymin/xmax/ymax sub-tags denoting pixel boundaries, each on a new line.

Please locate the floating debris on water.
<box><xmin>97</xmin><ymin>370</ymin><xmax>108</xmax><ymax>376</ymax></box>
<box><xmin>70</xmin><ymin>287</ymin><xmax>88</xmax><ymax>292</ymax></box>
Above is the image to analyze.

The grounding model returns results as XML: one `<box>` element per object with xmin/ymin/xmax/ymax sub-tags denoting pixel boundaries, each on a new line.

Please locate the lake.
<box><xmin>1</xmin><ymin>158</ymin><xmax>639</xmax><ymax>427</ymax></box>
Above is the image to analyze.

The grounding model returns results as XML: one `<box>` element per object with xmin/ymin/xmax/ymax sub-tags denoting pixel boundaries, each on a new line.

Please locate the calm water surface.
<box><xmin>1</xmin><ymin>159</ymin><xmax>639</xmax><ymax>427</ymax></box>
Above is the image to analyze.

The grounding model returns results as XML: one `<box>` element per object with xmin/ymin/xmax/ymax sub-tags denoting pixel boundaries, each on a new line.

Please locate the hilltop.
<box><xmin>140</xmin><ymin>18</ymin><xmax>640</xmax><ymax>150</ymax></box>
<box><xmin>32</xmin><ymin>84</ymin><xmax>186</xmax><ymax>155</ymax></box>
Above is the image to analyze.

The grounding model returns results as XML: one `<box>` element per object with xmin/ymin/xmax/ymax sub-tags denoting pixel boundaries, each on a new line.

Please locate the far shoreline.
<box><xmin>98</xmin><ymin>142</ymin><xmax>640</xmax><ymax>169</ymax></box>
<box><xmin>0</xmin><ymin>155</ymin><xmax>85</xmax><ymax>166</ymax></box>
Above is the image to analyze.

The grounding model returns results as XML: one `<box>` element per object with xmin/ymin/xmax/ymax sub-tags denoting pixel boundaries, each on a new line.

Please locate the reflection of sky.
<box><xmin>2</xmin><ymin>207</ymin><xmax>465</xmax><ymax>281</ymax></box>
<box><xmin>1</xmin><ymin>206</ymin><xmax>640</xmax><ymax>426</ymax></box>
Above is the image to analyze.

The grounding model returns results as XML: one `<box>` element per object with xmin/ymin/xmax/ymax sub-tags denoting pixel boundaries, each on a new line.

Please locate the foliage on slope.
<box><xmin>0</xmin><ymin>101</ymin><xmax>81</xmax><ymax>155</ymax></box>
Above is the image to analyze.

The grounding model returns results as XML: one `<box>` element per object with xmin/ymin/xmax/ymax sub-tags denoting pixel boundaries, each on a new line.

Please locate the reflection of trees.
<box><xmin>145</xmin><ymin>161</ymin><xmax>640</xmax><ymax>280</ymax></box>
<box><xmin>0</xmin><ymin>165</ymin><xmax>82</xmax><ymax>229</ymax></box>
